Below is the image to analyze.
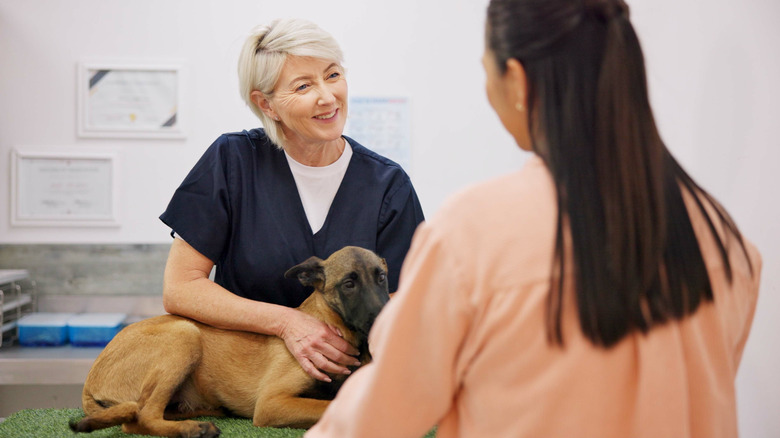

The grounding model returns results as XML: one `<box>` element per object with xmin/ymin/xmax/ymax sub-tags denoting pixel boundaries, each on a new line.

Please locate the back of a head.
<box><xmin>486</xmin><ymin>0</ymin><xmax>646</xmax><ymax>157</ymax></box>
<box><xmin>237</xmin><ymin>18</ymin><xmax>344</xmax><ymax>148</ymax></box>
<box><xmin>485</xmin><ymin>0</ymin><xmax>752</xmax><ymax>347</ymax></box>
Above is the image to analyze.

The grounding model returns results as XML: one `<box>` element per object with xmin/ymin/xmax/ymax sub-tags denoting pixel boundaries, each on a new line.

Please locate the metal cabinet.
<box><xmin>0</xmin><ymin>270</ymin><xmax>37</xmax><ymax>347</ymax></box>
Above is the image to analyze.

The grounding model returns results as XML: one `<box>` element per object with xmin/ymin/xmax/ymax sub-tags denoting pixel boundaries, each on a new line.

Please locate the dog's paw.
<box><xmin>199</xmin><ymin>422</ymin><xmax>221</xmax><ymax>438</ymax></box>
<box><xmin>68</xmin><ymin>417</ymin><xmax>91</xmax><ymax>433</ymax></box>
<box><xmin>181</xmin><ymin>421</ymin><xmax>220</xmax><ymax>438</ymax></box>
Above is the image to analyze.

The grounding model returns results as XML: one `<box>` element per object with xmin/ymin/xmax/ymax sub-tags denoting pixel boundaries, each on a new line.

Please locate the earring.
<box><xmin>515</xmin><ymin>102</ymin><xmax>525</xmax><ymax>112</ymax></box>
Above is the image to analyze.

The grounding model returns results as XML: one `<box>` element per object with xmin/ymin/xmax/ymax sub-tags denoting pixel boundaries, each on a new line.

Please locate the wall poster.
<box><xmin>345</xmin><ymin>96</ymin><xmax>412</xmax><ymax>172</ymax></box>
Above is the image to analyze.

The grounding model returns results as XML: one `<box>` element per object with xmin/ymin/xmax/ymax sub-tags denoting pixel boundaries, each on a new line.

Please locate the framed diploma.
<box><xmin>77</xmin><ymin>62</ymin><xmax>184</xmax><ymax>139</ymax></box>
<box><xmin>10</xmin><ymin>148</ymin><xmax>119</xmax><ymax>227</ymax></box>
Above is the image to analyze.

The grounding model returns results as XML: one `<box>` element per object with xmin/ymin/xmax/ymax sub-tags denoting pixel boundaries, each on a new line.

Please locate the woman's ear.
<box><xmin>504</xmin><ymin>57</ymin><xmax>533</xmax><ymax>150</ymax></box>
<box><xmin>505</xmin><ymin>58</ymin><xmax>528</xmax><ymax>111</ymax></box>
<box><xmin>250</xmin><ymin>90</ymin><xmax>278</xmax><ymax>120</ymax></box>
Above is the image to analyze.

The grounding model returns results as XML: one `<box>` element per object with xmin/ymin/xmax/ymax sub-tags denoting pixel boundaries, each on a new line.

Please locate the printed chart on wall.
<box><xmin>346</xmin><ymin>97</ymin><xmax>411</xmax><ymax>173</ymax></box>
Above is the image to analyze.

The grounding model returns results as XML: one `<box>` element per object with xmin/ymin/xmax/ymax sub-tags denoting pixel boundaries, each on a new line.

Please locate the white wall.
<box><xmin>1</xmin><ymin>0</ymin><xmax>778</xmax><ymax>435</ymax></box>
<box><xmin>0</xmin><ymin>0</ymin><xmax>522</xmax><ymax>244</ymax></box>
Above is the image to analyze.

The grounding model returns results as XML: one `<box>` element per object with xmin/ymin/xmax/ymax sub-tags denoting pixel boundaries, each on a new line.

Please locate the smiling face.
<box><xmin>253</xmin><ymin>56</ymin><xmax>348</xmax><ymax>151</ymax></box>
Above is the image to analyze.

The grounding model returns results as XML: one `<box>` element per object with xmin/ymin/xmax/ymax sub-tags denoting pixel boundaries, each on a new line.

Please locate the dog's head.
<box><xmin>285</xmin><ymin>246</ymin><xmax>390</xmax><ymax>342</ymax></box>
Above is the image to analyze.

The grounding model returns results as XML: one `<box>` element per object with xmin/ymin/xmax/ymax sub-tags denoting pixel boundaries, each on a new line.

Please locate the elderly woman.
<box><xmin>159</xmin><ymin>18</ymin><xmax>424</xmax><ymax>382</ymax></box>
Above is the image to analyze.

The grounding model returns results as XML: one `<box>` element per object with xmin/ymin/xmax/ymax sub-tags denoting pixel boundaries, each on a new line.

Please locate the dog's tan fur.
<box><xmin>70</xmin><ymin>246</ymin><xmax>389</xmax><ymax>437</ymax></box>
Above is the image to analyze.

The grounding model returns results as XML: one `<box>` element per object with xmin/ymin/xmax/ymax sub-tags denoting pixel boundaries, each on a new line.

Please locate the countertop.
<box><xmin>0</xmin><ymin>345</ymin><xmax>100</xmax><ymax>385</ymax></box>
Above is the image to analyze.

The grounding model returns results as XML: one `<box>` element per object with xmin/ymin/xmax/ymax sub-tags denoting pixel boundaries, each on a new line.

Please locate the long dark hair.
<box><xmin>486</xmin><ymin>0</ymin><xmax>754</xmax><ymax>347</ymax></box>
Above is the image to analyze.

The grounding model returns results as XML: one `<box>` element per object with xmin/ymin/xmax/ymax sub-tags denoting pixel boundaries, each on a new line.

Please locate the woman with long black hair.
<box><xmin>306</xmin><ymin>1</ymin><xmax>762</xmax><ymax>437</ymax></box>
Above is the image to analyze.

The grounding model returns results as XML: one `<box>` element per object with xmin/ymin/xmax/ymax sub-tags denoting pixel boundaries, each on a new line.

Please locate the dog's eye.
<box><xmin>343</xmin><ymin>280</ymin><xmax>355</xmax><ymax>289</ymax></box>
<box><xmin>378</xmin><ymin>273</ymin><xmax>386</xmax><ymax>283</ymax></box>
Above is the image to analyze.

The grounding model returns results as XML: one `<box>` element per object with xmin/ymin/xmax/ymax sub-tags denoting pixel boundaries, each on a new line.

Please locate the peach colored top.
<box><xmin>306</xmin><ymin>154</ymin><xmax>762</xmax><ymax>438</ymax></box>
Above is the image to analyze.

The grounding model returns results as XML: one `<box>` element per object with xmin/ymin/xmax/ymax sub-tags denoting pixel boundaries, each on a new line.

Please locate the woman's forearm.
<box><xmin>162</xmin><ymin>237</ymin><xmax>293</xmax><ymax>337</ymax></box>
<box><xmin>163</xmin><ymin>277</ymin><xmax>293</xmax><ymax>336</ymax></box>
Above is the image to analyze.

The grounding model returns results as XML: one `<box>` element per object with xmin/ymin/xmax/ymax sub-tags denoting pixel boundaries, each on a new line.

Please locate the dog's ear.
<box><xmin>284</xmin><ymin>256</ymin><xmax>325</xmax><ymax>289</ymax></box>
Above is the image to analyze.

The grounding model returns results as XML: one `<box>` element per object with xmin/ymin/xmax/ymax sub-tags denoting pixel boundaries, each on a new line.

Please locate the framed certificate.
<box><xmin>10</xmin><ymin>148</ymin><xmax>119</xmax><ymax>227</ymax></box>
<box><xmin>77</xmin><ymin>62</ymin><xmax>184</xmax><ymax>139</ymax></box>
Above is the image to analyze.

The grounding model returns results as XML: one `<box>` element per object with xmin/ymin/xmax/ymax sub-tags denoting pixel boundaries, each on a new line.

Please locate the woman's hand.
<box><xmin>279</xmin><ymin>309</ymin><xmax>362</xmax><ymax>382</ymax></box>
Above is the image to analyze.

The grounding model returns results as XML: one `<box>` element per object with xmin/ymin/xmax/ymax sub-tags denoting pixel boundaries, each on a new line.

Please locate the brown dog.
<box><xmin>69</xmin><ymin>246</ymin><xmax>389</xmax><ymax>437</ymax></box>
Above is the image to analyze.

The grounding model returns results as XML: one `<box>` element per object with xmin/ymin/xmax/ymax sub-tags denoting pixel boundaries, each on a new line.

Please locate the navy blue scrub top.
<box><xmin>160</xmin><ymin>128</ymin><xmax>424</xmax><ymax>308</ymax></box>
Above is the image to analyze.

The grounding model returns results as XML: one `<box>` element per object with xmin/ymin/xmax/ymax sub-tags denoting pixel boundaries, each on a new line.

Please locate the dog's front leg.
<box><xmin>253</xmin><ymin>394</ymin><xmax>330</xmax><ymax>429</ymax></box>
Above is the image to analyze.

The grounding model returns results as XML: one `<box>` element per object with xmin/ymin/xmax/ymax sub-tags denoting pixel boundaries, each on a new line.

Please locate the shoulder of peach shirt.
<box><xmin>424</xmin><ymin>153</ymin><xmax>559</xmax><ymax>292</ymax></box>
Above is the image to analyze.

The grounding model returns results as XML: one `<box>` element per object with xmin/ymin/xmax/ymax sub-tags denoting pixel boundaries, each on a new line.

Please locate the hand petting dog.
<box><xmin>278</xmin><ymin>309</ymin><xmax>361</xmax><ymax>383</ymax></box>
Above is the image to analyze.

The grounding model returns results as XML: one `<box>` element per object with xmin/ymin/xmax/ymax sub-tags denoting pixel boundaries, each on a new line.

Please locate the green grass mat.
<box><xmin>0</xmin><ymin>408</ymin><xmax>436</xmax><ymax>438</ymax></box>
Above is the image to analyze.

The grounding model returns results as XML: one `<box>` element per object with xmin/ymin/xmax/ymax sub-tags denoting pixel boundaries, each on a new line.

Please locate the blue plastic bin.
<box><xmin>67</xmin><ymin>313</ymin><xmax>127</xmax><ymax>347</ymax></box>
<box><xmin>18</xmin><ymin>313</ymin><xmax>76</xmax><ymax>346</ymax></box>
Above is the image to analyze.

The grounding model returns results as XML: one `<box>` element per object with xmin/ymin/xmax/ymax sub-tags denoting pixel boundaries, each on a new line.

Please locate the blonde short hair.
<box><xmin>238</xmin><ymin>18</ymin><xmax>344</xmax><ymax>149</ymax></box>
